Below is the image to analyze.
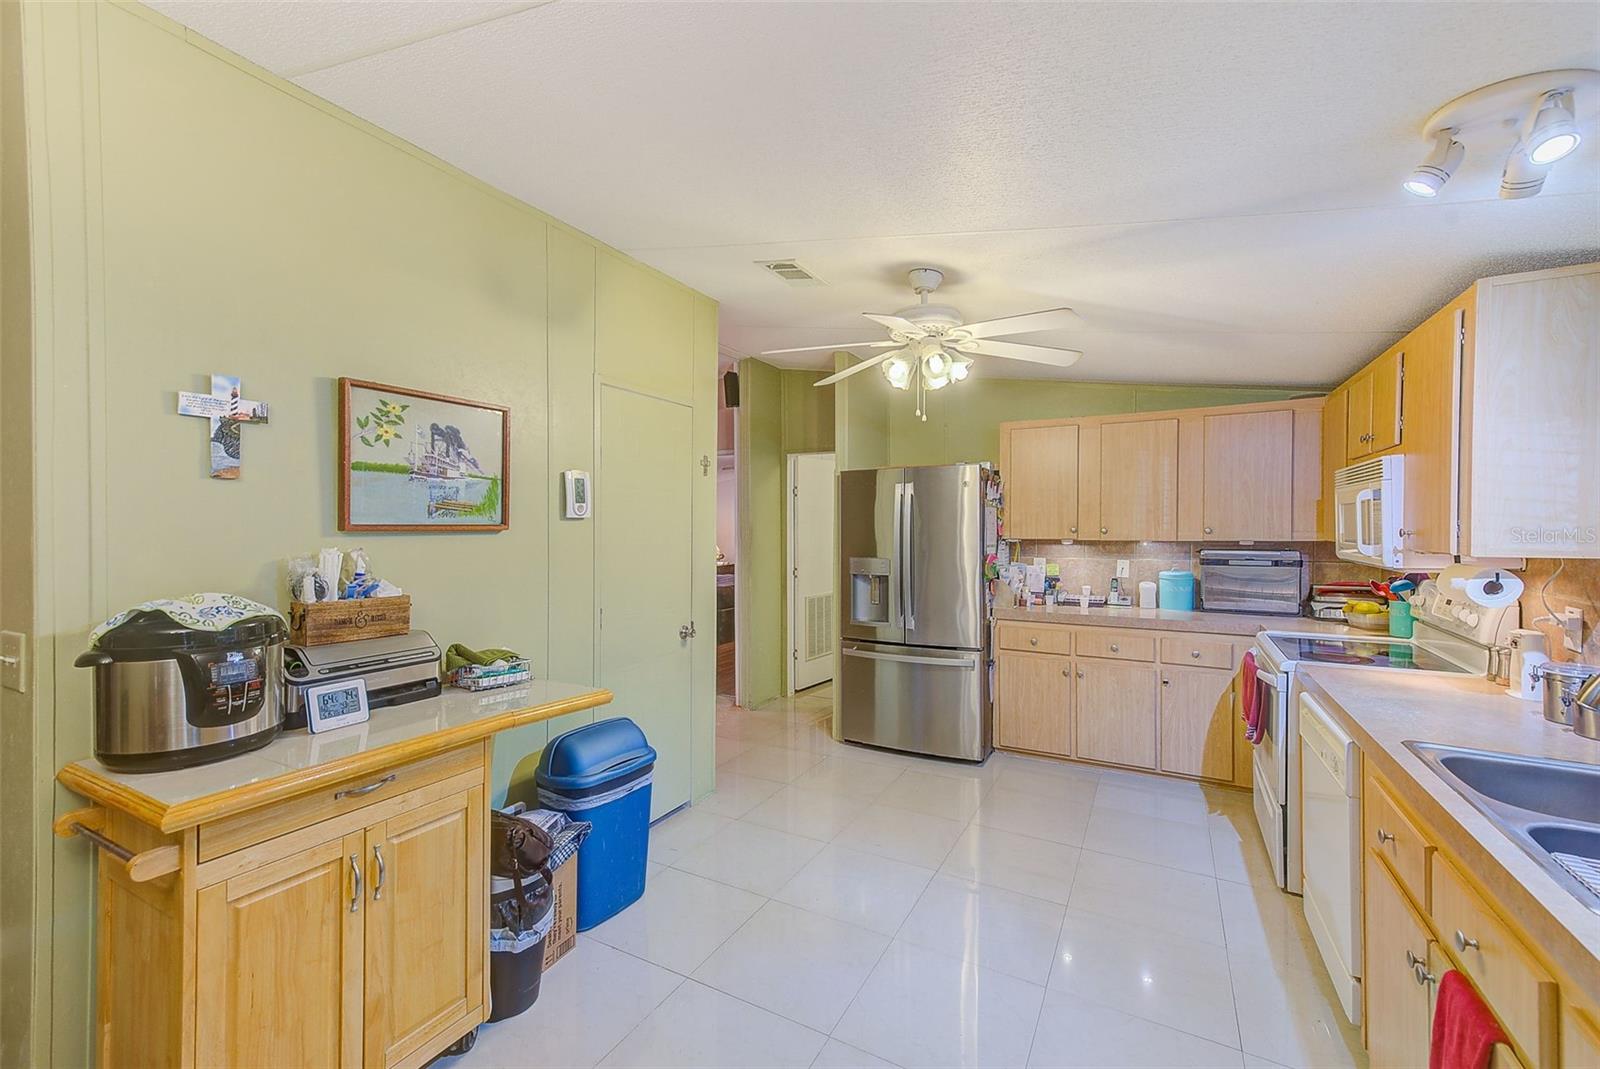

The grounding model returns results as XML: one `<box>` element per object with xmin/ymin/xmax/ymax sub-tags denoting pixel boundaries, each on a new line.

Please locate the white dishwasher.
<box><xmin>1298</xmin><ymin>691</ymin><xmax>1362</xmax><ymax>1026</ymax></box>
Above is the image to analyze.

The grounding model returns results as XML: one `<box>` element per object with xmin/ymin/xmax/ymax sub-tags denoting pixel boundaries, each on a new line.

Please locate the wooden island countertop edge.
<box><xmin>57</xmin><ymin>686</ymin><xmax>613</xmax><ymax>833</ymax></box>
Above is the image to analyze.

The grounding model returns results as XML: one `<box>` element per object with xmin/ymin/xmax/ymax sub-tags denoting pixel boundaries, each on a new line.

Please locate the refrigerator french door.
<box><xmin>838</xmin><ymin>464</ymin><xmax>991</xmax><ymax>761</ymax></box>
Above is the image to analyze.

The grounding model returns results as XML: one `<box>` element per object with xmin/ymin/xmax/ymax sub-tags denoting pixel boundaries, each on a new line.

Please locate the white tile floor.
<box><xmin>449</xmin><ymin>686</ymin><xmax>1366</xmax><ymax>1069</ymax></box>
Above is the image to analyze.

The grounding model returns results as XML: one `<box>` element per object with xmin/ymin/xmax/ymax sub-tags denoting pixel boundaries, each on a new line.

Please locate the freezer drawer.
<box><xmin>838</xmin><ymin>640</ymin><xmax>990</xmax><ymax>762</ymax></box>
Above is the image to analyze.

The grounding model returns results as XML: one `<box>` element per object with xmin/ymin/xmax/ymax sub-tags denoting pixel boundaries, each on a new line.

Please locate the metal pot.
<box><xmin>1534</xmin><ymin>661</ymin><xmax>1600</xmax><ymax>728</ymax></box>
<box><xmin>76</xmin><ymin>610</ymin><xmax>286</xmax><ymax>771</ymax></box>
<box><xmin>1575</xmin><ymin>672</ymin><xmax>1600</xmax><ymax>742</ymax></box>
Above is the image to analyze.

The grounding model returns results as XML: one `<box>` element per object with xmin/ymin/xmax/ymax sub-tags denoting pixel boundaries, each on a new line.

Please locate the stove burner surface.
<box><xmin>1271</xmin><ymin>635</ymin><xmax>1470</xmax><ymax>673</ymax></box>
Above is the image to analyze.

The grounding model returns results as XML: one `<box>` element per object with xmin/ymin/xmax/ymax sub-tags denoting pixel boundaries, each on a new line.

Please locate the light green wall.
<box><xmin>16</xmin><ymin>2</ymin><xmax>717</xmax><ymax>1062</ymax></box>
<box><xmin>781</xmin><ymin>368</ymin><xmax>834</xmax><ymax>454</ymax></box>
<box><xmin>887</xmin><ymin>378</ymin><xmax>1310</xmax><ymax>468</ymax></box>
<box><xmin>833</xmin><ymin>351</ymin><xmax>891</xmax><ymax>470</ymax></box>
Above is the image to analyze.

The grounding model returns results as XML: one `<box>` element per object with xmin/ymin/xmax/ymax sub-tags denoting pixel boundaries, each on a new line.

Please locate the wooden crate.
<box><xmin>288</xmin><ymin>596</ymin><xmax>411</xmax><ymax>646</ymax></box>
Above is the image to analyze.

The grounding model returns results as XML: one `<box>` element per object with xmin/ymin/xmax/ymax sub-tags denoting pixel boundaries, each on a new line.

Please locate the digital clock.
<box><xmin>303</xmin><ymin>678</ymin><xmax>370</xmax><ymax>733</ymax></box>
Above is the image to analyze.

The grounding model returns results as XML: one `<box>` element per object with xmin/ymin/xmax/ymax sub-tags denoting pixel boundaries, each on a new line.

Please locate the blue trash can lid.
<box><xmin>537</xmin><ymin>717</ymin><xmax>657</xmax><ymax>793</ymax></box>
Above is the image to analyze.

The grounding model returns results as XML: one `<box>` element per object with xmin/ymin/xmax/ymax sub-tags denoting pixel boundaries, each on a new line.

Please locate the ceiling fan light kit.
<box><xmin>1403</xmin><ymin>69</ymin><xmax>1597</xmax><ymax>200</ymax></box>
<box><xmin>764</xmin><ymin>268</ymin><xmax>1085</xmax><ymax>419</ymax></box>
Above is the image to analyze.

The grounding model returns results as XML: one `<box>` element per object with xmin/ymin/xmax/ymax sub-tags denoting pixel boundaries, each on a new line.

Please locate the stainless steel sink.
<box><xmin>1405</xmin><ymin>742</ymin><xmax>1600</xmax><ymax>912</ymax></box>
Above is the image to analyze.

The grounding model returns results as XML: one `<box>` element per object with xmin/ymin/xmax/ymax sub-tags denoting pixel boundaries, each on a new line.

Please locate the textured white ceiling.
<box><xmin>149</xmin><ymin>0</ymin><xmax>1600</xmax><ymax>385</ymax></box>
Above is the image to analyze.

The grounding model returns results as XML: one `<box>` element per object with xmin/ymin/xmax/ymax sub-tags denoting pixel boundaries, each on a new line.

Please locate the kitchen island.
<box><xmin>56</xmin><ymin>680</ymin><xmax>612</xmax><ymax>1069</ymax></box>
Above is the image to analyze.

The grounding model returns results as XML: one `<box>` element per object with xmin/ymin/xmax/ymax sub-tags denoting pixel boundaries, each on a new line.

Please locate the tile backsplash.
<box><xmin>1517</xmin><ymin>558</ymin><xmax>1600</xmax><ymax>662</ymax></box>
<box><xmin>1011</xmin><ymin>541</ymin><xmax>1365</xmax><ymax>596</ymax></box>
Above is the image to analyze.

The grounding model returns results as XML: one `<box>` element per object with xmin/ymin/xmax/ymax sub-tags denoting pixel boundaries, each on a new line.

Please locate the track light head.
<box><xmin>1499</xmin><ymin>150</ymin><xmax>1549</xmax><ymax>199</ymax></box>
<box><xmin>1403</xmin><ymin>130</ymin><xmax>1465</xmax><ymax>197</ymax></box>
<box><xmin>1525</xmin><ymin>90</ymin><xmax>1582</xmax><ymax>164</ymax></box>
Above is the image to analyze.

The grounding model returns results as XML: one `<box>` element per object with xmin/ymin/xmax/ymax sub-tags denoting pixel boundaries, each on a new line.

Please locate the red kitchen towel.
<box><xmin>1430</xmin><ymin>970</ymin><xmax>1507</xmax><ymax>1069</ymax></box>
<box><xmin>1240</xmin><ymin>649</ymin><xmax>1263</xmax><ymax>745</ymax></box>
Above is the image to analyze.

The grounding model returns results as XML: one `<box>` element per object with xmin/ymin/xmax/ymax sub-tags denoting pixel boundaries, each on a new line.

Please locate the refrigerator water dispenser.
<box><xmin>849</xmin><ymin>557</ymin><xmax>892</xmax><ymax>625</ymax></box>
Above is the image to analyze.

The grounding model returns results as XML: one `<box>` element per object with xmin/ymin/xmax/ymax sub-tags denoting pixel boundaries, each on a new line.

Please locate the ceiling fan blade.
<box><xmin>760</xmin><ymin>339</ymin><xmax>901</xmax><ymax>355</ymax></box>
<box><xmin>954</xmin><ymin>308</ymin><xmax>1083</xmax><ymax>339</ymax></box>
<box><xmin>812</xmin><ymin>350</ymin><xmax>902</xmax><ymax>387</ymax></box>
<box><xmin>963</xmin><ymin>338</ymin><xmax>1084</xmax><ymax>368</ymax></box>
<box><xmin>862</xmin><ymin>313</ymin><xmax>922</xmax><ymax>334</ymax></box>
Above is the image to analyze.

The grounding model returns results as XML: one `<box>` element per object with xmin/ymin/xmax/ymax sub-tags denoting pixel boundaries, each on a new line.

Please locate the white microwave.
<box><xmin>1333</xmin><ymin>456</ymin><xmax>1452</xmax><ymax>570</ymax></box>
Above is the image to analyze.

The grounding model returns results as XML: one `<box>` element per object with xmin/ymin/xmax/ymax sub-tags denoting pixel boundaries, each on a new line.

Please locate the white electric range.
<box><xmin>1247</xmin><ymin>565</ymin><xmax>1519</xmax><ymax>897</ymax></box>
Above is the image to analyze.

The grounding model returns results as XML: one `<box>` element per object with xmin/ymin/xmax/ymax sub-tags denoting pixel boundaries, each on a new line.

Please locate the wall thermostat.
<box><xmin>562</xmin><ymin>469</ymin><xmax>592</xmax><ymax>519</ymax></box>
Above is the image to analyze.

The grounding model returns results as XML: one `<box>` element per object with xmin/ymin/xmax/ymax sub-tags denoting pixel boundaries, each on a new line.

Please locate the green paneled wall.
<box><xmin>14</xmin><ymin>3</ymin><xmax>717</xmax><ymax>1062</ymax></box>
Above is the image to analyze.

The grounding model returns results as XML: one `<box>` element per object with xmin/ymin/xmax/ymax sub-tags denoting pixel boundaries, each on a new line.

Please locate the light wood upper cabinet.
<box><xmin>1158</xmin><ymin>666</ymin><xmax>1235</xmax><ymax>781</ymax></box>
<box><xmin>197</xmin><ymin>832</ymin><xmax>366</xmax><ymax>1069</ymax></box>
<box><xmin>1093</xmin><ymin>418</ymin><xmax>1179</xmax><ymax>540</ymax></box>
<box><xmin>1075</xmin><ymin>660</ymin><xmax>1157</xmax><ymax>769</ymax></box>
<box><xmin>1398</xmin><ymin>291</ymin><xmax>1469</xmax><ymax>556</ymax></box>
<box><xmin>1201</xmin><ymin>410</ymin><xmax>1294</xmax><ymax>540</ymax></box>
<box><xmin>1363</xmin><ymin>850</ymin><xmax>1435</xmax><ymax>1069</ymax></box>
<box><xmin>1463</xmin><ymin>263</ymin><xmax>1600</xmax><ymax>558</ymax></box>
<box><xmin>1319</xmin><ymin>387</ymin><xmax>1347</xmax><ymax>540</ymax></box>
<box><xmin>995</xmin><ymin>650</ymin><xmax>1072</xmax><ymax>756</ymax></box>
<box><xmin>1004</xmin><ymin>424</ymin><xmax>1080</xmax><ymax>539</ymax></box>
<box><xmin>365</xmin><ymin>789</ymin><xmax>486</xmax><ymax>1069</ymax></box>
<box><xmin>1345</xmin><ymin>345</ymin><xmax>1404</xmax><ymax>460</ymax></box>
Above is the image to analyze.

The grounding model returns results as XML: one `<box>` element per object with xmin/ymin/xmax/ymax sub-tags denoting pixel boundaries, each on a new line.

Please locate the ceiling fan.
<box><xmin>760</xmin><ymin>267</ymin><xmax>1085</xmax><ymax>420</ymax></box>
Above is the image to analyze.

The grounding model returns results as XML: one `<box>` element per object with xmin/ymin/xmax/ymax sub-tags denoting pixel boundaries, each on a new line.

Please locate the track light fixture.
<box><xmin>1405</xmin><ymin>69</ymin><xmax>1597</xmax><ymax>201</ymax></box>
<box><xmin>1402</xmin><ymin>130</ymin><xmax>1464</xmax><ymax>197</ymax></box>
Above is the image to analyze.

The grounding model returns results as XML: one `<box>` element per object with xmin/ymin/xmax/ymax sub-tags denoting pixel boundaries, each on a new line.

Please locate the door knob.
<box><xmin>1454</xmin><ymin>930</ymin><xmax>1479</xmax><ymax>952</ymax></box>
<box><xmin>679</xmin><ymin>622</ymin><xmax>697</xmax><ymax>640</ymax></box>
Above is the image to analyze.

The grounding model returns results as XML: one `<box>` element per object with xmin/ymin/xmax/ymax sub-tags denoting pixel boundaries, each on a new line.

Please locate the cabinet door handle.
<box><xmin>1203</xmin><ymin>526</ymin><xmax>1214</xmax><ymax>535</ymax></box>
<box><xmin>1070</xmin><ymin>526</ymin><xmax>1077</xmax><ymax>534</ymax></box>
<box><xmin>1375</xmin><ymin>828</ymin><xmax>1395</xmax><ymax>845</ymax></box>
<box><xmin>1405</xmin><ymin>949</ymin><xmax>1423</xmax><ymax>969</ymax></box>
<box><xmin>1061</xmin><ymin>668</ymin><xmax>1070</xmax><ymax>677</ymax></box>
<box><xmin>1076</xmin><ymin>671</ymin><xmax>1084</xmax><ymax>679</ymax></box>
<box><xmin>1161</xmin><ymin>678</ymin><xmax>1170</xmax><ymax>687</ymax></box>
<box><xmin>335</xmin><ymin>773</ymin><xmax>397</xmax><ymax>800</ymax></box>
<box><xmin>1413</xmin><ymin>961</ymin><xmax>1437</xmax><ymax>987</ymax></box>
<box><xmin>1100</xmin><ymin>527</ymin><xmax>1108</xmax><ymax>535</ymax></box>
<box><xmin>1454</xmin><ymin>930</ymin><xmax>1479</xmax><ymax>952</ymax></box>
<box><xmin>373</xmin><ymin>845</ymin><xmax>386</xmax><ymax>901</ymax></box>
<box><xmin>349</xmin><ymin>854</ymin><xmax>362</xmax><ymax>913</ymax></box>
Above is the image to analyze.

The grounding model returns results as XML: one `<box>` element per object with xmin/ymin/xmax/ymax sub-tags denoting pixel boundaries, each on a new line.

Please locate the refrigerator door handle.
<box><xmin>893</xmin><ymin>481</ymin><xmax>905</xmax><ymax>627</ymax></box>
<box><xmin>842</xmin><ymin>647</ymin><xmax>978</xmax><ymax>670</ymax></box>
<box><xmin>903</xmin><ymin>482</ymin><xmax>916</xmax><ymax>630</ymax></box>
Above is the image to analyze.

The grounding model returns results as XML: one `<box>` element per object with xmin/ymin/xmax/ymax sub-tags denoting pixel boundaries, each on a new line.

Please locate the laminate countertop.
<box><xmin>1297</xmin><ymin>665</ymin><xmax>1600</xmax><ymax>994</ymax></box>
<box><xmin>991</xmin><ymin>603</ymin><xmax>1355</xmax><ymax>637</ymax></box>
<box><xmin>58</xmin><ymin>679</ymin><xmax>611</xmax><ymax>832</ymax></box>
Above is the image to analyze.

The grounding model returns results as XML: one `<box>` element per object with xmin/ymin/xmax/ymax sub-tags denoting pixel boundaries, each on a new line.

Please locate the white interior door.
<box><xmin>598</xmin><ymin>385</ymin><xmax>695</xmax><ymax>819</ymax></box>
<box><xmin>788</xmin><ymin>452</ymin><xmax>836</xmax><ymax>693</ymax></box>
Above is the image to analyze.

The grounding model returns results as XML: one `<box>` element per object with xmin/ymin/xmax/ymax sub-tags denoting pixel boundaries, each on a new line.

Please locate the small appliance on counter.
<box><xmin>1197</xmin><ymin>549</ymin><xmax>1306</xmax><ymax>615</ymax></box>
<box><xmin>77</xmin><ymin>595</ymin><xmax>287</xmax><ymax>772</ymax></box>
<box><xmin>1157</xmin><ymin>569</ymin><xmax>1196</xmax><ymax>610</ymax></box>
<box><xmin>283</xmin><ymin>629</ymin><xmax>442</xmax><ymax>729</ymax></box>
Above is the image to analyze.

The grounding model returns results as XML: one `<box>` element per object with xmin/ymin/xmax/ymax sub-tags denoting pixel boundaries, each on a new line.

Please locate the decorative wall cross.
<box><xmin>177</xmin><ymin>374</ymin><xmax>270</xmax><ymax>480</ymax></box>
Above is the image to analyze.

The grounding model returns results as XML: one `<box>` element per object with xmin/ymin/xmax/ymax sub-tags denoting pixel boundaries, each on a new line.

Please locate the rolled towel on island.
<box><xmin>444</xmin><ymin>643</ymin><xmax>524</xmax><ymax>674</ymax></box>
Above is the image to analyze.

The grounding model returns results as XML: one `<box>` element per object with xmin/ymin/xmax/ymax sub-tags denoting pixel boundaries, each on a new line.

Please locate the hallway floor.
<box><xmin>451</xmin><ymin>686</ymin><xmax>1365</xmax><ymax>1069</ymax></box>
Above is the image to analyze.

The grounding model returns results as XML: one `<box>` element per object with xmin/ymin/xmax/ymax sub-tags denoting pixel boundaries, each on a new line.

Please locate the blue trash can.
<box><xmin>535</xmin><ymin>718</ymin><xmax>657</xmax><ymax>931</ymax></box>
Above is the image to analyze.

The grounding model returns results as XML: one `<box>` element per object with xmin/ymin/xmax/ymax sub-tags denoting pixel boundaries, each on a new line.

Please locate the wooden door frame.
<box><xmin>785</xmin><ymin>451</ymin><xmax>835</xmax><ymax>696</ymax></box>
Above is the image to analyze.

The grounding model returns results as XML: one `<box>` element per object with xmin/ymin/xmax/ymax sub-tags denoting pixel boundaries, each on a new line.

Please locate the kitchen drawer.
<box><xmin>1431</xmin><ymin>853</ymin><xmax>1558</xmax><ymax>1067</ymax></box>
<box><xmin>1073</xmin><ymin>630</ymin><xmax>1155</xmax><ymax>662</ymax></box>
<box><xmin>997</xmin><ymin>623</ymin><xmax>1073</xmax><ymax>656</ymax></box>
<box><xmin>1159</xmin><ymin>635</ymin><xmax>1235</xmax><ymax>670</ymax></box>
<box><xmin>198</xmin><ymin>745</ymin><xmax>483</xmax><ymax>861</ymax></box>
<box><xmin>1365</xmin><ymin>770</ymin><xmax>1432</xmax><ymax>909</ymax></box>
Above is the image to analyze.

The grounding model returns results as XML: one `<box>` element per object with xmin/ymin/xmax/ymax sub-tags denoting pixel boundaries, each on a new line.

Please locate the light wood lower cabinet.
<box><xmin>197</xmin><ymin>832</ymin><xmax>367</xmax><ymax>1068</ymax></box>
<box><xmin>1075</xmin><ymin>660</ymin><xmax>1157</xmax><ymax>769</ymax></box>
<box><xmin>1363</xmin><ymin>849</ymin><xmax>1435</xmax><ymax>1069</ymax></box>
<box><xmin>995</xmin><ymin>650</ymin><xmax>1072</xmax><ymax>756</ymax></box>
<box><xmin>1158</xmin><ymin>666</ymin><xmax>1235</xmax><ymax>781</ymax></box>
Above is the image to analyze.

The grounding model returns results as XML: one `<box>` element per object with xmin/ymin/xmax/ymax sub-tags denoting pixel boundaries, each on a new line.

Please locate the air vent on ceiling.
<box><xmin>759</xmin><ymin>260</ymin><xmax>824</xmax><ymax>286</ymax></box>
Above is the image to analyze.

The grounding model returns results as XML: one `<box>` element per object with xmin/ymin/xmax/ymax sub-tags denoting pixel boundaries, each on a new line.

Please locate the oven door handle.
<box><xmin>1254</xmin><ymin>665</ymin><xmax>1284</xmax><ymax>689</ymax></box>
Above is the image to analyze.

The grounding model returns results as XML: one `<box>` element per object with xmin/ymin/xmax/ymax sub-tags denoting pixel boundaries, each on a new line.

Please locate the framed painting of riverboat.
<box><xmin>338</xmin><ymin>378</ymin><xmax>510</xmax><ymax>532</ymax></box>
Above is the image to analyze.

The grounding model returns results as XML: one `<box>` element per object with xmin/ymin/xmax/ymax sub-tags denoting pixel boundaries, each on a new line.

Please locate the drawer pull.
<box><xmin>1110</xmin><ymin>643</ymin><xmax>1120</xmax><ymax>653</ymax></box>
<box><xmin>349</xmin><ymin>854</ymin><xmax>362</xmax><ymax>913</ymax></box>
<box><xmin>1191</xmin><ymin>650</ymin><xmax>1202</xmax><ymax>658</ymax></box>
<box><xmin>335</xmin><ymin>773</ymin><xmax>397</xmax><ymax>800</ymax></box>
<box><xmin>1375</xmin><ymin>828</ymin><xmax>1395</xmax><ymax>845</ymax></box>
<box><xmin>1030</xmin><ymin>638</ymin><xmax>1039</xmax><ymax>647</ymax></box>
<box><xmin>1454</xmin><ymin>930</ymin><xmax>1479</xmax><ymax>952</ymax></box>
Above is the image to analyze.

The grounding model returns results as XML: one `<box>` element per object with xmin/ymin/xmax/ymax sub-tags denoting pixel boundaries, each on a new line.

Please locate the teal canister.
<box><xmin>1389</xmin><ymin>600</ymin><xmax>1414</xmax><ymax>638</ymax></box>
<box><xmin>1157</xmin><ymin>570</ymin><xmax>1196</xmax><ymax>611</ymax></box>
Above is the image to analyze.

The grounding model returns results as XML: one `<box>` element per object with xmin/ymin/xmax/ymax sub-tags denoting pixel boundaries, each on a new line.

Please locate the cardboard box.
<box><xmin>541</xmin><ymin>857</ymin><xmax>577</xmax><ymax>970</ymax></box>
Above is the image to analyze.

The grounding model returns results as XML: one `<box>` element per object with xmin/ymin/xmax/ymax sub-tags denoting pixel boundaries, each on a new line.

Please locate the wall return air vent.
<box><xmin>759</xmin><ymin>260</ymin><xmax>824</xmax><ymax>286</ymax></box>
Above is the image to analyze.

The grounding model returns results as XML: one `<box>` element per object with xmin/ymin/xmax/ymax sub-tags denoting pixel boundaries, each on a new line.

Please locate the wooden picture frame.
<box><xmin>338</xmin><ymin>377</ymin><xmax>511</xmax><ymax>532</ymax></box>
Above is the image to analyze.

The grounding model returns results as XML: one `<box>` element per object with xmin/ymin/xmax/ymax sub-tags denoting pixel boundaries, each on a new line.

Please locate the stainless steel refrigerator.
<box><xmin>838</xmin><ymin>463</ymin><xmax>992</xmax><ymax>761</ymax></box>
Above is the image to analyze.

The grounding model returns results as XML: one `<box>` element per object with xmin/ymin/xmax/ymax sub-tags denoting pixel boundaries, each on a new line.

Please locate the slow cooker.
<box><xmin>76</xmin><ymin>609</ymin><xmax>286</xmax><ymax>771</ymax></box>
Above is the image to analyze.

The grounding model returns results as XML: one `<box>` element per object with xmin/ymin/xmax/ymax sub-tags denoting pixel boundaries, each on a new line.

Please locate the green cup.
<box><xmin>1388</xmin><ymin>599</ymin><xmax>1414</xmax><ymax>638</ymax></box>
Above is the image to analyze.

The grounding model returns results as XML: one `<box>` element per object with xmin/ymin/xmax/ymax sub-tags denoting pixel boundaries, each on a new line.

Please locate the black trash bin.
<box><xmin>488</xmin><ymin>872</ymin><xmax>553</xmax><ymax>1022</ymax></box>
